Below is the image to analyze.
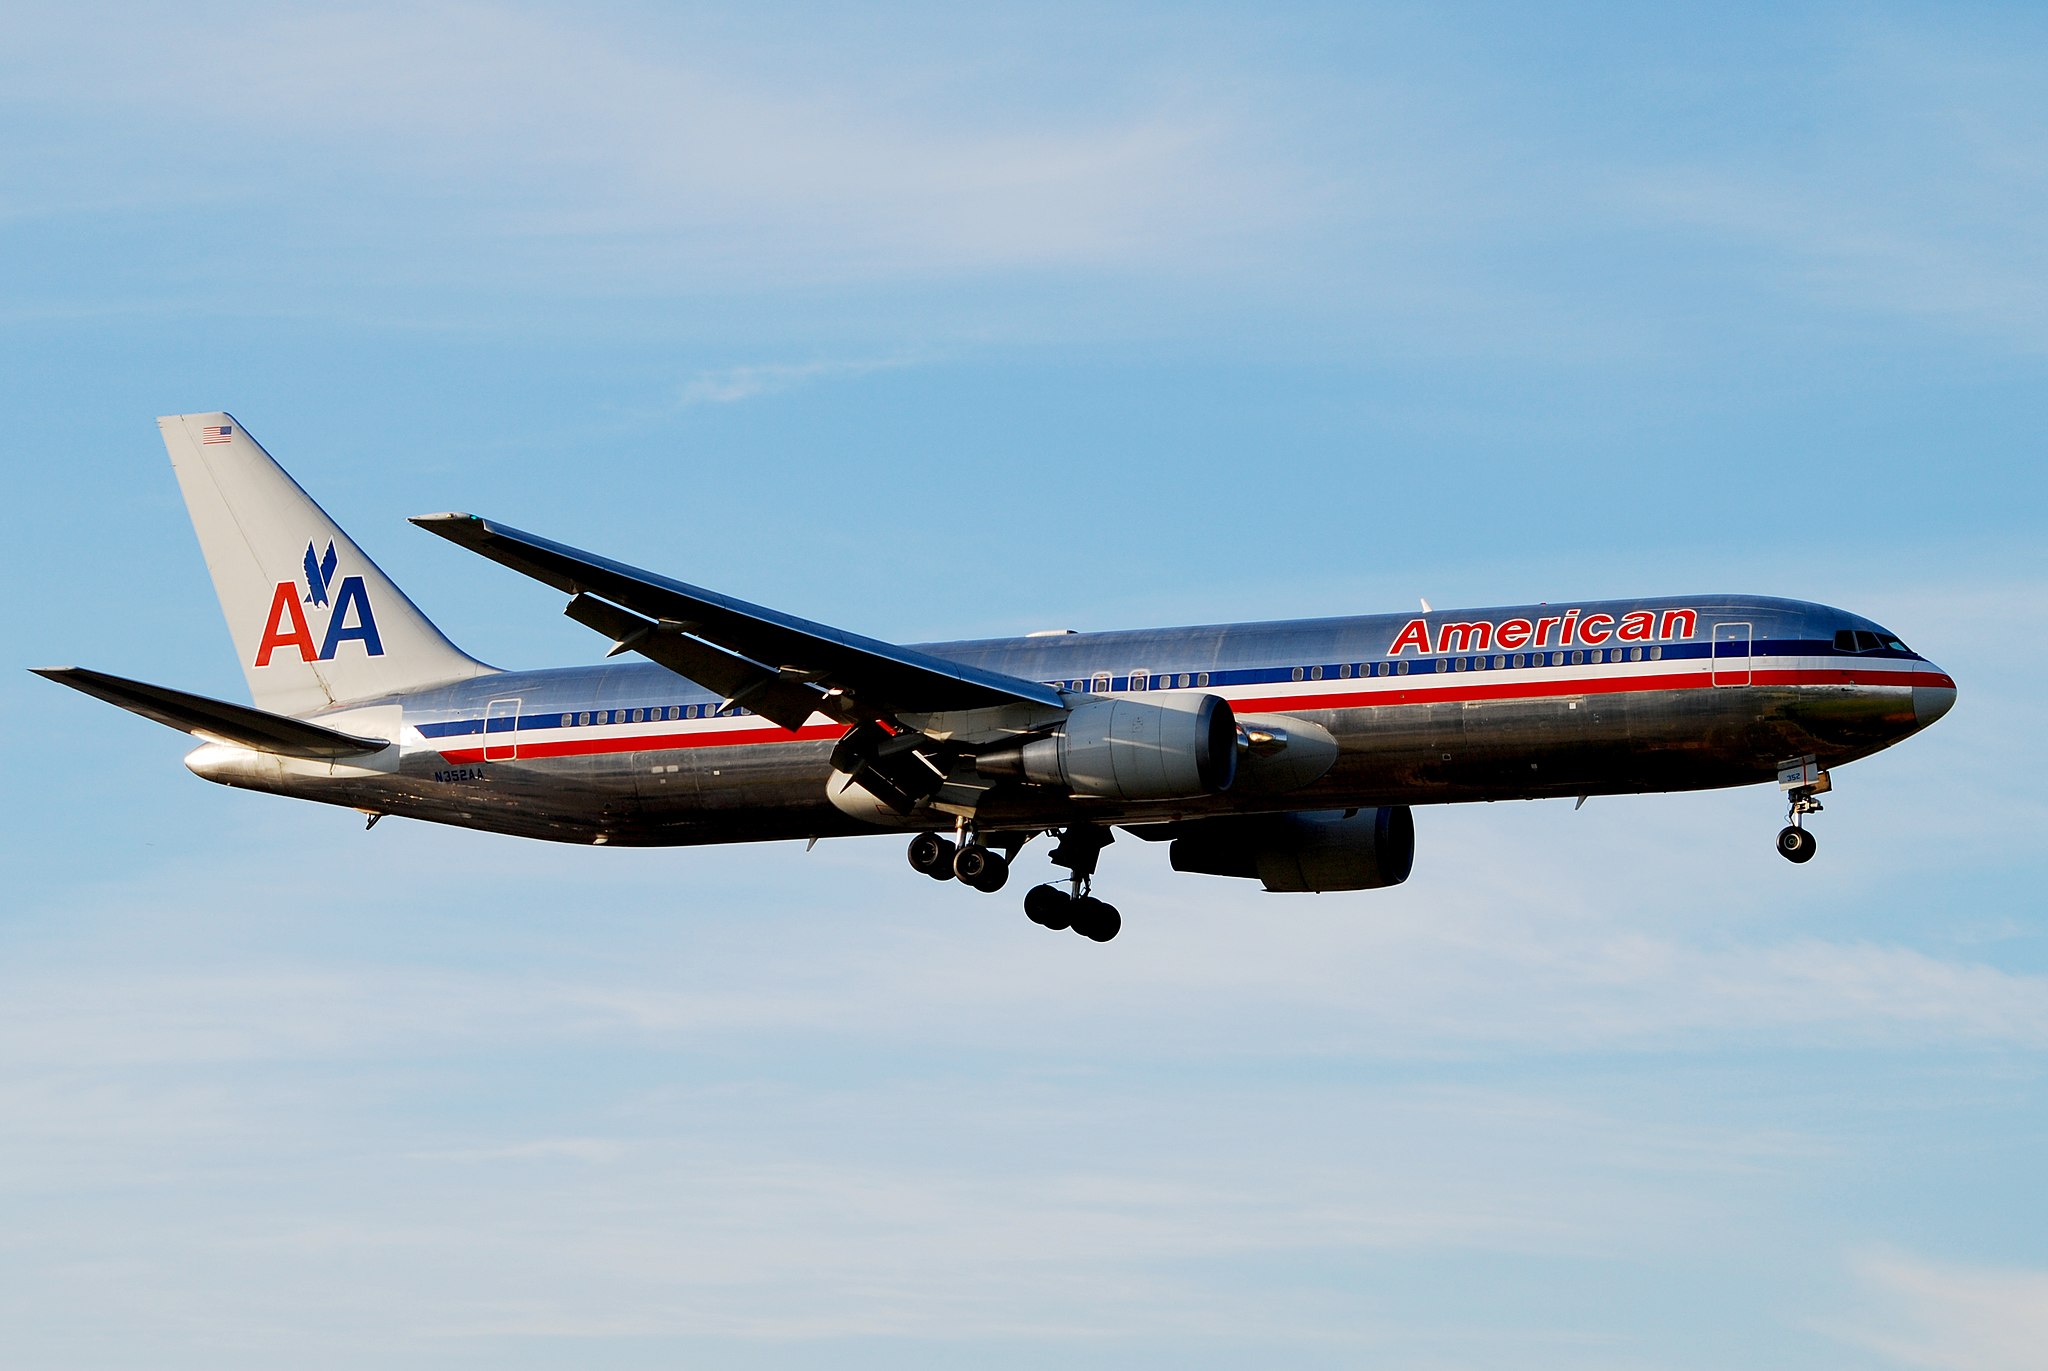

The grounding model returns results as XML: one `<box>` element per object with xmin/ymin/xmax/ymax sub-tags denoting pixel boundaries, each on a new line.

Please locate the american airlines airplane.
<box><xmin>37</xmin><ymin>414</ymin><xmax>1957</xmax><ymax>943</ymax></box>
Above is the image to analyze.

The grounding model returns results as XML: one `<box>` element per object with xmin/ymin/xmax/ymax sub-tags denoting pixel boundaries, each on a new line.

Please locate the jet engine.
<box><xmin>1168</xmin><ymin>806</ymin><xmax>1414</xmax><ymax>892</ymax></box>
<box><xmin>978</xmin><ymin>694</ymin><xmax>1237</xmax><ymax>801</ymax></box>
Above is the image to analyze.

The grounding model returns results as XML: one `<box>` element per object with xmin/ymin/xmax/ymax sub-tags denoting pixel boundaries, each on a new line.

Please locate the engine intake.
<box><xmin>1169</xmin><ymin>807</ymin><xmax>1414</xmax><ymax>892</ymax></box>
<box><xmin>979</xmin><ymin>694</ymin><xmax>1237</xmax><ymax>800</ymax></box>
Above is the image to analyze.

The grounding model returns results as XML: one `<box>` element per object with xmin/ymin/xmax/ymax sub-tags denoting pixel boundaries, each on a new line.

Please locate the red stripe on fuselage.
<box><xmin>429</xmin><ymin>665</ymin><xmax>1953</xmax><ymax>764</ymax></box>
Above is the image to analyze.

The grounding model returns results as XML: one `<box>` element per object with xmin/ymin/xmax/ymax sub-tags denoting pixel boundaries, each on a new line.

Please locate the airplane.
<box><xmin>35</xmin><ymin>413</ymin><xmax>1957</xmax><ymax>943</ymax></box>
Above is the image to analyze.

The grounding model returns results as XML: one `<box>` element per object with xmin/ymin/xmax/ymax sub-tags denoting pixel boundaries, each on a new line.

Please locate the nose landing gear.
<box><xmin>1775</xmin><ymin>756</ymin><xmax>1830</xmax><ymax>864</ymax></box>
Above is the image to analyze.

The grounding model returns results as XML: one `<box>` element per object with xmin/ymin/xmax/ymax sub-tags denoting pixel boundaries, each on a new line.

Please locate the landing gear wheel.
<box><xmin>1024</xmin><ymin>884</ymin><xmax>1073</xmax><ymax>928</ymax></box>
<box><xmin>954</xmin><ymin>845</ymin><xmax>1010</xmax><ymax>892</ymax></box>
<box><xmin>1069</xmin><ymin>896</ymin><xmax>1122</xmax><ymax>943</ymax></box>
<box><xmin>1776</xmin><ymin>826</ymin><xmax>1817</xmax><ymax>863</ymax></box>
<box><xmin>908</xmin><ymin>832</ymin><xmax>958</xmax><ymax>880</ymax></box>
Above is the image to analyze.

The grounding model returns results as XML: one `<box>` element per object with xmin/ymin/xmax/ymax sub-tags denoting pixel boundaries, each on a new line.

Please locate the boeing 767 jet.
<box><xmin>36</xmin><ymin>414</ymin><xmax>1956</xmax><ymax>942</ymax></box>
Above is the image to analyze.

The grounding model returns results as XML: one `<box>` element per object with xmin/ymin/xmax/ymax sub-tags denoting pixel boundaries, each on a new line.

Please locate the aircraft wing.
<box><xmin>410</xmin><ymin>514</ymin><xmax>1066</xmax><ymax>725</ymax></box>
<box><xmin>32</xmin><ymin>667</ymin><xmax>390</xmax><ymax>759</ymax></box>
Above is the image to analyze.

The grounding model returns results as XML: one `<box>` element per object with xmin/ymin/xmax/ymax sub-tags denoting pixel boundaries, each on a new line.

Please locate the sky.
<box><xmin>3</xmin><ymin>2</ymin><xmax>2045</xmax><ymax>1367</ymax></box>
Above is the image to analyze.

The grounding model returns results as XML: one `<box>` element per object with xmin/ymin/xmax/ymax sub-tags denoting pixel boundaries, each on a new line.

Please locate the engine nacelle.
<box><xmin>979</xmin><ymin>694</ymin><xmax>1237</xmax><ymax>800</ymax></box>
<box><xmin>1169</xmin><ymin>806</ymin><xmax>1414</xmax><ymax>892</ymax></box>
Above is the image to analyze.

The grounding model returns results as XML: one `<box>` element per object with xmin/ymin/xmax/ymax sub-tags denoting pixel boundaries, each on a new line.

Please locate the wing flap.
<box><xmin>411</xmin><ymin>513</ymin><xmax>1064</xmax><ymax>716</ymax></box>
<box><xmin>32</xmin><ymin>667</ymin><xmax>390</xmax><ymax>759</ymax></box>
<box><xmin>563</xmin><ymin>593</ymin><xmax>830</xmax><ymax>732</ymax></box>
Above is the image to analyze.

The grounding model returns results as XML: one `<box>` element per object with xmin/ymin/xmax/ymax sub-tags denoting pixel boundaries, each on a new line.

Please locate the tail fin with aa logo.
<box><xmin>160</xmin><ymin>412</ymin><xmax>494</xmax><ymax>715</ymax></box>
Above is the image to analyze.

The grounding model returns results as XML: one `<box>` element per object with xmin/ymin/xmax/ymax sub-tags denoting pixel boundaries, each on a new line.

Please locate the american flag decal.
<box><xmin>201</xmin><ymin>424</ymin><xmax>233</xmax><ymax>444</ymax></box>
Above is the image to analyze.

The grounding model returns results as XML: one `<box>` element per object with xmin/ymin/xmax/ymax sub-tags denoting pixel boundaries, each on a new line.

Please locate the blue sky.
<box><xmin>3</xmin><ymin>3</ymin><xmax>2044</xmax><ymax>1367</ymax></box>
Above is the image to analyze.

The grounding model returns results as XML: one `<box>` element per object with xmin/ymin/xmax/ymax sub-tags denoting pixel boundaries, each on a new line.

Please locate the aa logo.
<box><xmin>254</xmin><ymin>540</ymin><xmax>385</xmax><ymax>666</ymax></box>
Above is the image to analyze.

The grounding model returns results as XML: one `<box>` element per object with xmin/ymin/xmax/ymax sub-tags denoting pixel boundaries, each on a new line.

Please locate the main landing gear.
<box><xmin>904</xmin><ymin>821</ymin><xmax>1122</xmax><ymax>942</ymax></box>
<box><xmin>1025</xmin><ymin>825</ymin><xmax>1121</xmax><ymax>943</ymax></box>
<box><xmin>907</xmin><ymin>830</ymin><xmax>1010</xmax><ymax>891</ymax></box>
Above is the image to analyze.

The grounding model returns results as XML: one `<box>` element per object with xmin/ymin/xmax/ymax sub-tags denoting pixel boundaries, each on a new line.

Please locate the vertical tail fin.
<box><xmin>160</xmin><ymin>412</ymin><xmax>493</xmax><ymax>715</ymax></box>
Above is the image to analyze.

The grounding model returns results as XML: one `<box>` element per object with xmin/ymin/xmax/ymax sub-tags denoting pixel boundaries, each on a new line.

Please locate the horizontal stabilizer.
<box><xmin>32</xmin><ymin>667</ymin><xmax>390</xmax><ymax>759</ymax></box>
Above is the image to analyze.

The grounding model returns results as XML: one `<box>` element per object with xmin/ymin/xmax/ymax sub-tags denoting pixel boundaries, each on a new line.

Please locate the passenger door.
<box><xmin>1712</xmin><ymin>622</ymin><xmax>1752</xmax><ymax>687</ymax></box>
<box><xmin>484</xmin><ymin>696</ymin><xmax>522</xmax><ymax>761</ymax></box>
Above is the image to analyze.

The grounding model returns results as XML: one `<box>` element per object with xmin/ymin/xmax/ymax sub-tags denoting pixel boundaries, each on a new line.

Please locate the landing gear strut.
<box><xmin>1023</xmin><ymin>824</ymin><xmax>1121</xmax><ymax>942</ymax></box>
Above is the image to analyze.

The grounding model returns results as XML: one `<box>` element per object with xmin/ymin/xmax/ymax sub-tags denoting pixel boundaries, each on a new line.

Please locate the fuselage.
<box><xmin>188</xmin><ymin>593</ymin><xmax>1956</xmax><ymax>846</ymax></box>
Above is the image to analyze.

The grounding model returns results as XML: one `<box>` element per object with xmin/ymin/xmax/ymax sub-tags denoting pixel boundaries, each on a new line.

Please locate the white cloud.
<box><xmin>2</xmin><ymin>3</ymin><xmax>1303</xmax><ymax>285</ymax></box>
<box><xmin>1829</xmin><ymin>1250</ymin><xmax>2048</xmax><ymax>1371</ymax></box>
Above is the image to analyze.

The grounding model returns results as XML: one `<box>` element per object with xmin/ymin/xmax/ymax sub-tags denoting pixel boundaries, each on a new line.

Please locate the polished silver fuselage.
<box><xmin>188</xmin><ymin>594</ymin><xmax>1955</xmax><ymax>845</ymax></box>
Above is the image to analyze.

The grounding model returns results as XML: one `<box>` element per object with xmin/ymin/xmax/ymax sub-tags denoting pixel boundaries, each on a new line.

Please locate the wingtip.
<box><xmin>410</xmin><ymin>512</ymin><xmax>487</xmax><ymax>536</ymax></box>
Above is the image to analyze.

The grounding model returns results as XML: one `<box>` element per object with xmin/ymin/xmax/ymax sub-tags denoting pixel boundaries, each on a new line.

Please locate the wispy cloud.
<box><xmin>677</xmin><ymin>356</ymin><xmax>915</xmax><ymax>407</ymax></box>
<box><xmin>1826</xmin><ymin>1249</ymin><xmax>2048</xmax><ymax>1371</ymax></box>
<box><xmin>1</xmin><ymin>4</ymin><xmax>1303</xmax><ymax>286</ymax></box>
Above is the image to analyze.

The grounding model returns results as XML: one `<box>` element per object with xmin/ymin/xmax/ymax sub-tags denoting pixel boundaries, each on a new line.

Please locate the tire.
<box><xmin>1776</xmin><ymin>826</ymin><xmax>1817</xmax><ymax>863</ymax></box>
<box><xmin>1024</xmin><ymin>884</ymin><xmax>1071</xmax><ymax>928</ymax></box>
<box><xmin>1078</xmin><ymin>900</ymin><xmax>1122</xmax><ymax>943</ymax></box>
<box><xmin>964</xmin><ymin>850</ymin><xmax>1009</xmax><ymax>893</ymax></box>
<box><xmin>909</xmin><ymin>833</ymin><xmax>957</xmax><ymax>878</ymax></box>
<box><xmin>1070</xmin><ymin>897</ymin><xmax>1122</xmax><ymax>942</ymax></box>
<box><xmin>953</xmin><ymin>844</ymin><xmax>989</xmax><ymax>885</ymax></box>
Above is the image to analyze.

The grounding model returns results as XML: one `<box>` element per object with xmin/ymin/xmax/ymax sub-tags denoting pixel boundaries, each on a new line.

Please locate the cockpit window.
<box><xmin>1836</xmin><ymin>628</ymin><xmax>1911</xmax><ymax>655</ymax></box>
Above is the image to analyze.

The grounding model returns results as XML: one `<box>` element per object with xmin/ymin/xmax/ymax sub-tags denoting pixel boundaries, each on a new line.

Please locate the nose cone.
<box><xmin>1913</xmin><ymin>674</ymin><xmax>1957</xmax><ymax>728</ymax></box>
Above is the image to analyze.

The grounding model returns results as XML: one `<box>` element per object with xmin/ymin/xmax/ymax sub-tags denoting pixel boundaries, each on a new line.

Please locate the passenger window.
<box><xmin>1337</xmin><ymin>663</ymin><xmax>1350</xmax><ymax>679</ymax></box>
<box><xmin>1395</xmin><ymin>660</ymin><xmax>1408</xmax><ymax>676</ymax></box>
<box><xmin>1571</xmin><ymin>650</ymin><xmax>1584</xmax><ymax>665</ymax></box>
<box><xmin>1309</xmin><ymin>665</ymin><xmax>1323</xmax><ymax>680</ymax></box>
<box><xmin>1648</xmin><ymin>646</ymin><xmax>1662</xmax><ymax>660</ymax></box>
<box><xmin>1197</xmin><ymin>672</ymin><xmax>1210</xmax><ymax>686</ymax></box>
<box><xmin>1291</xmin><ymin>667</ymin><xmax>1304</xmax><ymax>681</ymax></box>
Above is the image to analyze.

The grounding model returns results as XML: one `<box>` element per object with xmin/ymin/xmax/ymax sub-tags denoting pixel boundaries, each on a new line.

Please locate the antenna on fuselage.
<box><xmin>1419</xmin><ymin>597</ymin><xmax>1433</xmax><ymax>612</ymax></box>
